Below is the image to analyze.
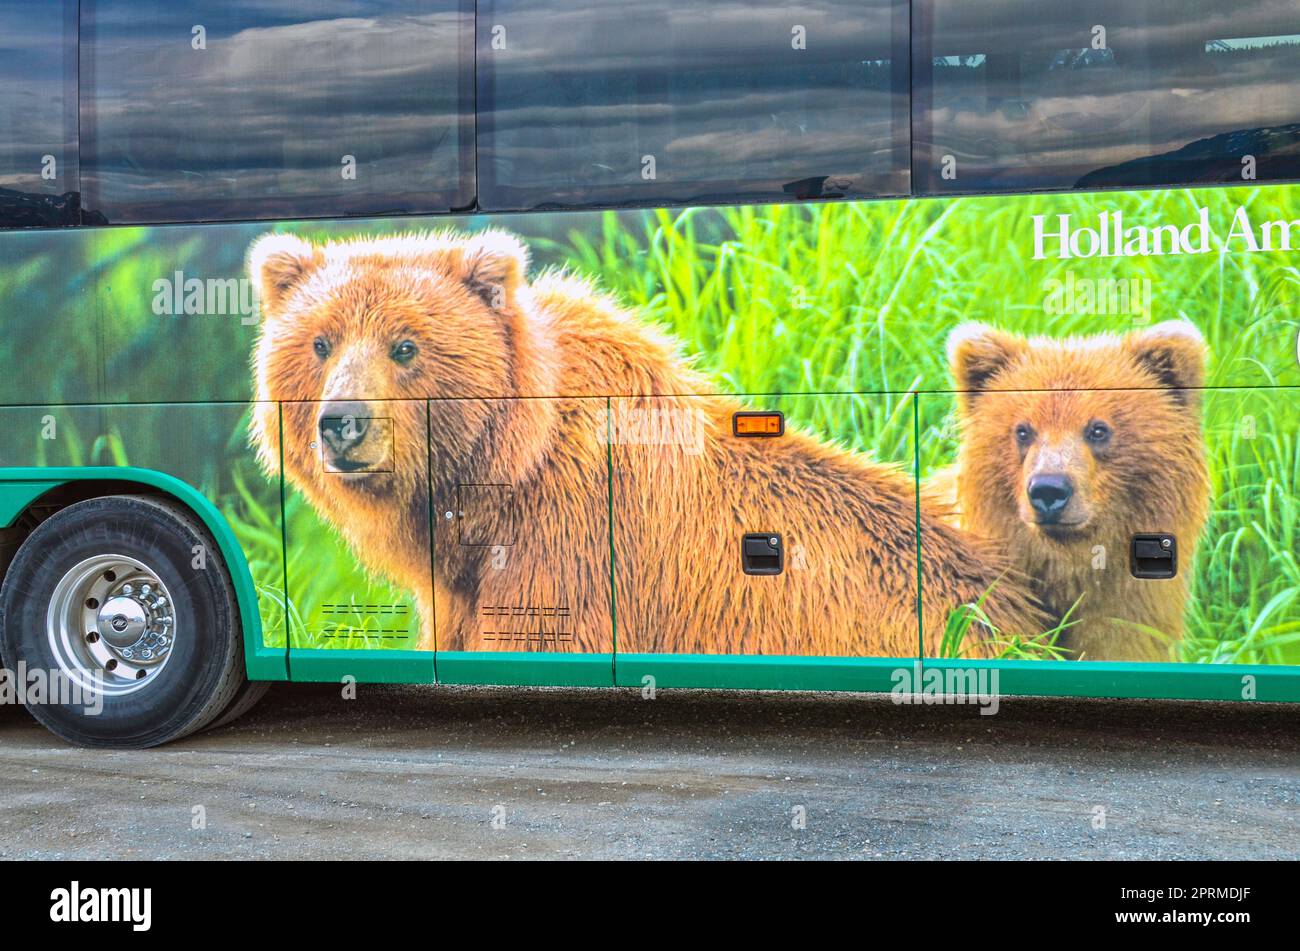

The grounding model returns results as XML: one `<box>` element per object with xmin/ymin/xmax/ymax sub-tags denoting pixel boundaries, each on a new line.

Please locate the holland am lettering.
<box><xmin>1032</xmin><ymin>206</ymin><xmax>1300</xmax><ymax>260</ymax></box>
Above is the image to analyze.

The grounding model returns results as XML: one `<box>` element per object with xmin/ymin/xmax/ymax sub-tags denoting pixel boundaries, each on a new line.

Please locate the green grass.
<box><xmin>1183</xmin><ymin>390</ymin><xmax>1300</xmax><ymax>664</ymax></box>
<box><xmin>938</xmin><ymin>584</ymin><xmax>1078</xmax><ymax>662</ymax></box>
<box><xmin>2</xmin><ymin>184</ymin><xmax>1296</xmax><ymax>663</ymax></box>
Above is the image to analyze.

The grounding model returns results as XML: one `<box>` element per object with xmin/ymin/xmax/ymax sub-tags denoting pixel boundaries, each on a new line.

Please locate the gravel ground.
<box><xmin>0</xmin><ymin>684</ymin><xmax>1296</xmax><ymax>860</ymax></box>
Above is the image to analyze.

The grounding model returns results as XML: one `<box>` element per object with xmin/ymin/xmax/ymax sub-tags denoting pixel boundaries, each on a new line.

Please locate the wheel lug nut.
<box><xmin>122</xmin><ymin>584</ymin><xmax>134</xmax><ymax>595</ymax></box>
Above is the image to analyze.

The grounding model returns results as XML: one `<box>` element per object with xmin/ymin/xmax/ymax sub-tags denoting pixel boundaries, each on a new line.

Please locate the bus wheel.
<box><xmin>0</xmin><ymin>494</ymin><xmax>249</xmax><ymax>748</ymax></box>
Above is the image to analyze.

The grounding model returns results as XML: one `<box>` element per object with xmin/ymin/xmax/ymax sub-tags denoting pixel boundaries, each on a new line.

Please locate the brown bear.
<box><xmin>248</xmin><ymin>229</ymin><xmax>1045</xmax><ymax>656</ymax></box>
<box><xmin>938</xmin><ymin>321</ymin><xmax>1210</xmax><ymax>661</ymax></box>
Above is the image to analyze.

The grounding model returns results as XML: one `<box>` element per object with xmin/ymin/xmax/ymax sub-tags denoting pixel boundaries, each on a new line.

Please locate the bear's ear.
<box><xmin>947</xmin><ymin>323</ymin><xmax>1027</xmax><ymax>395</ymax></box>
<box><xmin>248</xmin><ymin>233</ymin><xmax>322</xmax><ymax>311</ymax></box>
<box><xmin>457</xmin><ymin>230</ymin><xmax>528</xmax><ymax>311</ymax></box>
<box><xmin>1124</xmin><ymin>320</ymin><xmax>1206</xmax><ymax>400</ymax></box>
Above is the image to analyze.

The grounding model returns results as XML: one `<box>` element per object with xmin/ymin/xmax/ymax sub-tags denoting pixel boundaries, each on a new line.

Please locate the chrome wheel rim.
<box><xmin>46</xmin><ymin>554</ymin><xmax>177</xmax><ymax>697</ymax></box>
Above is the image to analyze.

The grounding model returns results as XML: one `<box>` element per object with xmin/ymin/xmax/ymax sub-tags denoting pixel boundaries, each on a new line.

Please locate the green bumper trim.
<box><xmin>290</xmin><ymin>649</ymin><xmax>434</xmax><ymax>683</ymax></box>
<box><xmin>923</xmin><ymin>658</ymin><xmax>1300</xmax><ymax>703</ymax></box>
<box><xmin>615</xmin><ymin>654</ymin><xmax>911</xmax><ymax>691</ymax></box>
<box><xmin>0</xmin><ymin>467</ymin><xmax>285</xmax><ymax>681</ymax></box>
<box><xmin>615</xmin><ymin>654</ymin><xmax>1298</xmax><ymax>701</ymax></box>
<box><xmin>285</xmin><ymin>650</ymin><xmax>614</xmax><ymax>686</ymax></box>
<box><xmin>437</xmin><ymin>651</ymin><xmax>614</xmax><ymax>687</ymax></box>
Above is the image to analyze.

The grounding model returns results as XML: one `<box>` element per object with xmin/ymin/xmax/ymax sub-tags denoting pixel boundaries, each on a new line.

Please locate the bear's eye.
<box><xmin>1085</xmin><ymin>420</ymin><xmax>1112</xmax><ymax>445</ymax></box>
<box><xmin>391</xmin><ymin>340</ymin><xmax>418</xmax><ymax>365</ymax></box>
<box><xmin>1014</xmin><ymin>423</ymin><xmax>1035</xmax><ymax>447</ymax></box>
<box><xmin>312</xmin><ymin>337</ymin><xmax>331</xmax><ymax>360</ymax></box>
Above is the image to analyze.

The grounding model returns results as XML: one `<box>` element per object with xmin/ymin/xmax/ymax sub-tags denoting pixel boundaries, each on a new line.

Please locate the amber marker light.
<box><xmin>733</xmin><ymin>411</ymin><xmax>785</xmax><ymax>437</ymax></box>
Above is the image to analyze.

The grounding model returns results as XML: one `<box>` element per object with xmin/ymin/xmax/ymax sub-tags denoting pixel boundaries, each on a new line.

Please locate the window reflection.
<box><xmin>478</xmin><ymin>0</ymin><xmax>908</xmax><ymax>211</ymax></box>
<box><xmin>81</xmin><ymin>1</ymin><xmax>473</xmax><ymax>223</ymax></box>
<box><xmin>915</xmin><ymin>0</ymin><xmax>1300</xmax><ymax>192</ymax></box>
<box><xmin>0</xmin><ymin>1</ymin><xmax>79</xmax><ymax>228</ymax></box>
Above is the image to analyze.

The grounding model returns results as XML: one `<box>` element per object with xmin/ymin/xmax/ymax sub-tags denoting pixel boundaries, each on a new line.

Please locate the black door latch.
<box><xmin>741</xmin><ymin>533</ymin><xmax>783</xmax><ymax>575</ymax></box>
<box><xmin>1131</xmin><ymin>534</ymin><xmax>1176</xmax><ymax>579</ymax></box>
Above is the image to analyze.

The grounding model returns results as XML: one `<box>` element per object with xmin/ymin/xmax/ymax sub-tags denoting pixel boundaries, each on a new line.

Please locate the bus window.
<box><xmin>0</xmin><ymin>1</ymin><xmax>79</xmax><ymax>229</ymax></box>
<box><xmin>80</xmin><ymin>1</ymin><xmax>474</xmax><ymax>224</ymax></box>
<box><xmin>914</xmin><ymin>0</ymin><xmax>1300</xmax><ymax>193</ymax></box>
<box><xmin>477</xmin><ymin>0</ymin><xmax>909</xmax><ymax>211</ymax></box>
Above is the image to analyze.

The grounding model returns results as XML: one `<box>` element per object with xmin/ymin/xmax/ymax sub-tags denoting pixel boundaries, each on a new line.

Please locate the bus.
<box><xmin>0</xmin><ymin>0</ymin><xmax>1296</xmax><ymax>748</ymax></box>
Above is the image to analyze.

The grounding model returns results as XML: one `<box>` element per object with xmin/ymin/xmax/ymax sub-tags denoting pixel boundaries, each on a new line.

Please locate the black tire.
<box><xmin>0</xmin><ymin>494</ymin><xmax>249</xmax><ymax>748</ymax></box>
<box><xmin>207</xmin><ymin>679</ymin><xmax>271</xmax><ymax>732</ymax></box>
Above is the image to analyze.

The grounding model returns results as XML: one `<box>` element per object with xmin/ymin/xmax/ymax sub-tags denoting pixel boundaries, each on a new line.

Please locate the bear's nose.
<box><xmin>1027</xmin><ymin>474</ymin><xmax>1074</xmax><ymax>522</ymax></box>
<box><xmin>317</xmin><ymin>401</ymin><xmax>371</xmax><ymax>453</ymax></box>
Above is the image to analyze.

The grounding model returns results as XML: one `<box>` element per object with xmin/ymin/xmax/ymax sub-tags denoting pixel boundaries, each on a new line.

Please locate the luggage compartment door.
<box><xmin>609</xmin><ymin>394</ymin><xmax>923</xmax><ymax>671</ymax></box>
<box><xmin>430</xmin><ymin>398</ymin><xmax>614</xmax><ymax>685</ymax></box>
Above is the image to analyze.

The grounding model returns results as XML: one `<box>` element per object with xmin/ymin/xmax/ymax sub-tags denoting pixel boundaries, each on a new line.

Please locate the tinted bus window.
<box><xmin>0</xmin><ymin>1</ymin><xmax>79</xmax><ymax>228</ymax></box>
<box><xmin>81</xmin><ymin>1</ymin><xmax>474</xmax><ymax>224</ymax></box>
<box><xmin>914</xmin><ymin>0</ymin><xmax>1300</xmax><ymax>193</ymax></box>
<box><xmin>477</xmin><ymin>0</ymin><xmax>908</xmax><ymax>211</ymax></box>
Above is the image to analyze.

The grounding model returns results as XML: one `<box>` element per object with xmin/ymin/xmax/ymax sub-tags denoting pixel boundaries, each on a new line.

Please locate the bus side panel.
<box><xmin>278</xmin><ymin>399</ymin><xmax>434</xmax><ymax>681</ymax></box>
<box><xmin>598</xmin><ymin>187</ymin><xmax>1300</xmax><ymax>397</ymax></box>
<box><xmin>609</xmin><ymin>394</ymin><xmax>923</xmax><ymax>661</ymax></box>
<box><xmin>917</xmin><ymin>386</ymin><xmax>1300</xmax><ymax>686</ymax></box>
<box><xmin>430</xmin><ymin>397</ymin><xmax>614</xmax><ymax>680</ymax></box>
<box><xmin>0</xmin><ymin>228</ymin><xmax>98</xmax><ymax>406</ymax></box>
<box><xmin>1194</xmin><ymin>388</ymin><xmax>1299</xmax><ymax>670</ymax></box>
<box><xmin>0</xmin><ymin>406</ymin><xmax>101</xmax><ymax>470</ymax></box>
